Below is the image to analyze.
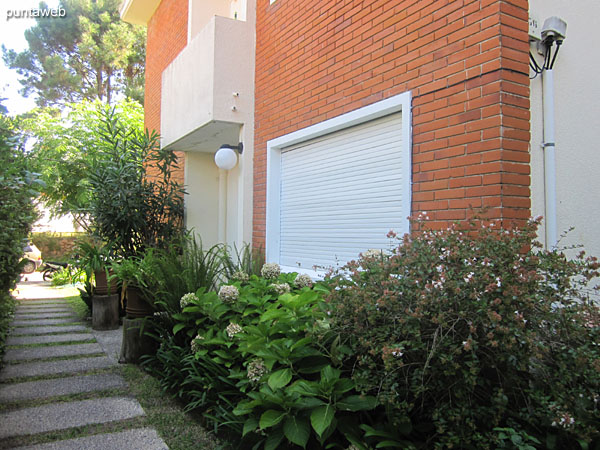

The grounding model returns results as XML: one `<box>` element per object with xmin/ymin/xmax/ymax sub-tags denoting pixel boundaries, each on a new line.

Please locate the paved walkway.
<box><xmin>0</xmin><ymin>274</ymin><xmax>168</xmax><ymax>449</ymax></box>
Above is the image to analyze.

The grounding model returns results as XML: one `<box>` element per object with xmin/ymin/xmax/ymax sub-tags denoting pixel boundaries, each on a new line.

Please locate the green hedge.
<box><xmin>0</xmin><ymin>109</ymin><xmax>38</xmax><ymax>360</ymax></box>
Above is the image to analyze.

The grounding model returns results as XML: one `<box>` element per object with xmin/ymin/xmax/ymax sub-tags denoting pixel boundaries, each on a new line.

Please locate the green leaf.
<box><xmin>283</xmin><ymin>416</ymin><xmax>311</xmax><ymax>448</ymax></box>
<box><xmin>376</xmin><ymin>440</ymin><xmax>410</xmax><ymax>448</ymax></box>
<box><xmin>333</xmin><ymin>378</ymin><xmax>355</xmax><ymax>394</ymax></box>
<box><xmin>212</xmin><ymin>350</ymin><xmax>233</xmax><ymax>360</ymax></box>
<box><xmin>242</xmin><ymin>417</ymin><xmax>259</xmax><ymax>437</ymax></box>
<box><xmin>268</xmin><ymin>368</ymin><xmax>293</xmax><ymax>390</ymax></box>
<box><xmin>360</xmin><ymin>424</ymin><xmax>396</xmax><ymax>439</ymax></box>
<box><xmin>294</xmin><ymin>397</ymin><xmax>326</xmax><ymax>410</ymax></box>
<box><xmin>288</xmin><ymin>380</ymin><xmax>320</xmax><ymax>397</ymax></box>
<box><xmin>310</xmin><ymin>404</ymin><xmax>335</xmax><ymax>437</ymax></box>
<box><xmin>321</xmin><ymin>365</ymin><xmax>340</xmax><ymax>383</ymax></box>
<box><xmin>259</xmin><ymin>410</ymin><xmax>286</xmax><ymax>429</ymax></box>
<box><xmin>264</xmin><ymin>427</ymin><xmax>285</xmax><ymax>450</ymax></box>
<box><xmin>172</xmin><ymin>323</ymin><xmax>186</xmax><ymax>335</ymax></box>
<box><xmin>511</xmin><ymin>434</ymin><xmax>523</xmax><ymax>445</ymax></box>
<box><xmin>337</xmin><ymin>395</ymin><xmax>378</xmax><ymax>411</ymax></box>
<box><xmin>260</xmin><ymin>308</ymin><xmax>286</xmax><ymax>322</ymax></box>
<box><xmin>546</xmin><ymin>434</ymin><xmax>557</xmax><ymax>449</ymax></box>
<box><xmin>290</xmin><ymin>337</ymin><xmax>312</xmax><ymax>351</ymax></box>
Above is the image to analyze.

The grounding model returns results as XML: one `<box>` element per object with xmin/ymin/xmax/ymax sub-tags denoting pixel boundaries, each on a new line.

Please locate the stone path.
<box><xmin>0</xmin><ymin>285</ymin><xmax>168</xmax><ymax>449</ymax></box>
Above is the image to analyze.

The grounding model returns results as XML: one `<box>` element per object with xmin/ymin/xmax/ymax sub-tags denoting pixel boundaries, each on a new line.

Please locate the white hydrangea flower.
<box><xmin>226</xmin><ymin>322</ymin><xmax>243</xmax><ymax>338</ymax></box>
<box><xmin>218</xmin><ymin>285</ymin><xmax>239</xmax><ymax>304</ymax></box>
<box><xmin>190</xmin><ymin>334</ymin><xmax>204</xmax><ymax>353</ymax></box>
<box><xmin>180</xmin><ymin>292</ymin><xmax>199</xmax><ymax>309</ymax></box>
<box><xmin>270</xmin><ymin>283</ymin><xmax>291</xmax><ymax>296</ymax></box>
<box><xmin>362</xmin><ymin>248</ymin><xmax>384</xmax><ymax>259</ymax></box>
<box><xmin>295</xmin><ymin>273</ymin><xmax>313</xmax><ymax>288</ymax></box>
<box><xmin>247</xmin><ymin>358</ymin><xmax>267</xmax><ymax>382</ymax></box>
<box><xmin>230</xmin><ymin>271</ymin><xmax>249</xmax><ymax>283</ymax></box>
<box><xmin>261</xmin><ymin>263</ymin><xmax>281</xmax><ymax>280</ymax></box>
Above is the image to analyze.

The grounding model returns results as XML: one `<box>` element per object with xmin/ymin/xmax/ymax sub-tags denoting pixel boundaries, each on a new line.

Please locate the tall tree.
<box><xmin>2</xmin><ymin>0</ymin><xmax>146</xmax><ymax>107</ymax></box>
<box><xmin>22</xmin><ymin>99</ymin><xmax>144</xmax><ymax>229</ymax></box>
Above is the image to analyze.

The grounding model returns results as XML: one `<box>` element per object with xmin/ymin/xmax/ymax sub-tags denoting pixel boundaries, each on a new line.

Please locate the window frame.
<box><xmin>265</xmin><ymin>91</ymin><xmax>412</xmax><ymax>277</ymax></box>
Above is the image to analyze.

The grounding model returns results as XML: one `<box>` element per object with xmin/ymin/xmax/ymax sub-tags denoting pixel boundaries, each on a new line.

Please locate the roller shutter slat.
<box><xmin>279</xmin><ymin>112</ymin><xmax>405</xmax><ymax>271</ymax></box>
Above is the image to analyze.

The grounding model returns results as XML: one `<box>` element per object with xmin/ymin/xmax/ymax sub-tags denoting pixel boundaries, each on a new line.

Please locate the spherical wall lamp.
<box><xmin>215</xmin><ymin>143</ymin><xmax>243</xmax><ymax>170</ymax></box>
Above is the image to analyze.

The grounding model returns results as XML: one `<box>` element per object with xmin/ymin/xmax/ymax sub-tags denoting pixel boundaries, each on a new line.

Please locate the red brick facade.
<box><xmin>253</xmin><ymin>0</ymin><xmax>530</xmax><ymax>248</ymax></box>
<box><xmin>145</xmin><ymin>0</ymin><xmax>188</xmax><ymax>182</ymax></box>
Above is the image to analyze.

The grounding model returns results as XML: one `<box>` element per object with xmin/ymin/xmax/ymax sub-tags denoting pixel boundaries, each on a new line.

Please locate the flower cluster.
<box><xmin>247</xmin><ymin>358</ymin><xmax>267</xmax><ymax>382</ymax></box>
<box><xmin>226</xmin><ymin>322</ymin><xmax>243</xmax><ymax>338</ymax></box>
<box><xmin>218</xmin><ymin>285</ymin><xmax>239</xmax><ymax>304</ymax></box>
<box><xmin>551</xmin><ymin>412</ymin><xmax>576</xmax><ymax>428</ymax></box>
<box><xmin>295</xmin><ymin>273</ymin><xmax>313</xmax><ymax>288</ymax></box>
<box><xmin>180</xmin><ymin>292</ymin><xmax>199</xmax><ymax>309</ymax></box>
<box><xmin>230</xmin><ymin>271</ymin><xmax>249</xmax><ymax>283</ymax></box>
<box><xmin>362</xmin><ymin>248</ymin><xmax>384</xmax><ymax>259</ymax></box>
<box><xmin>270</xmin><ymin>282</ymin><xmax>290</xmax><ymax>296</ymax></box>
<box><xmin>261</xmin><ymin>262</ymin><xmax>281</xmax><ymax>280</ymax></box>
<box><xmin>190</xmin><ymin>334</ymin><xmax>204</xmax><ymax>353</ymax></box>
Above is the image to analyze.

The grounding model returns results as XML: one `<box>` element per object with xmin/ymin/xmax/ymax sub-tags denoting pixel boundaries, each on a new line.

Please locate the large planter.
<box><xmin>125</xmin><ymin>285</ymin><xmax>153</xmax><ymax>318</ymax></box>
<box><xmin>119</xmin><ymin>317</ymin><xmax>158</xmax><ymax>364</ymax></box>
<box><xmin>92</xmin><ymin>294</ymin><xmax>119</xmax><ymax>330</ymax></box>
<box><xmin>94</xmin><ymin>269</ymin><xmax>117</xmax><ymax>295</ymax></box>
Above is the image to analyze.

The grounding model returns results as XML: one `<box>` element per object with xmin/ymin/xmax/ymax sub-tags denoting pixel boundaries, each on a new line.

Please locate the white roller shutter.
<box><xmin>279</xmin><ymin>112</ymin><xmax>405</xmax><ymax>271</ymax></box>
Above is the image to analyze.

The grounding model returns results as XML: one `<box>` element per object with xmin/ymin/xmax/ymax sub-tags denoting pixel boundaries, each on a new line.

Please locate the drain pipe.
<box><xmin>542</xmin><ymin>68</ymin><xmax>557</xmax><ymax>249</ymax></box>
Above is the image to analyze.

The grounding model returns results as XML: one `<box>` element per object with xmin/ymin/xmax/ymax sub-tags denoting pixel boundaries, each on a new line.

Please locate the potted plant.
<box><xmin>110</xmin><ymin>252</ymin><xmax>155</xmax><ymax>318</ymax></box>
<box><xmin>76</xmin><ymin>240</ymin><xmax>116</xmax><ymax>295</ymax></box>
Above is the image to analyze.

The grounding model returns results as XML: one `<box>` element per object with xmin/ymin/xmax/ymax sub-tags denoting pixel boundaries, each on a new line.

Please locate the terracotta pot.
<box><xmin>125</xmin><ymin>285</ymin><xmax>153</xmax><ymax>318</ymax></box>
<box><xmin>94</xmin><ymin>269</ymin><xmax>117</xmax><ymax>295</ymax></box>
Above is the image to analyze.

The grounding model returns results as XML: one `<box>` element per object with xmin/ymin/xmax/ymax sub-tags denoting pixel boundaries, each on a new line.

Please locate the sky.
<box><xmin>0</xmin><ymin>0</ymin><xmax>60</xmax><ymax>116</ymax></box>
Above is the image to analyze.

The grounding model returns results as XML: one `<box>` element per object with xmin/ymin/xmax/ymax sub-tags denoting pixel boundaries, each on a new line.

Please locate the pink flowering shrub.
<box><xmin>325</xmin><ymin>218</ymin><xmax>600</xmax><ymax>449</ymax></box>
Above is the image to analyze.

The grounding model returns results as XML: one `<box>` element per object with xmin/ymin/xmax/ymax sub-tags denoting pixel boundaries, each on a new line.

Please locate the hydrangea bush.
<box><xmin>325</xmin><ymin>218</ymin><xmax>600</xmax><ymax>449</ymax></box>
<box><xmin>144</xmin><ymin>264</ymin><xmax>375</xmax><ymax>449</ymax></box>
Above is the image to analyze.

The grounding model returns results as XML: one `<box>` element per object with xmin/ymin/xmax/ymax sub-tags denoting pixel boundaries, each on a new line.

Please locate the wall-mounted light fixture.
<box><xmin>215</xmin><ymin>143</ymin><xmax>243</xmax><ymax>170</ymax></box>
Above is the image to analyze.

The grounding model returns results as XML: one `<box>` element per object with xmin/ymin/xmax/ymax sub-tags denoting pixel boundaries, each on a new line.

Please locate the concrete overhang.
<box><xmin>163</xmin><ymin>120</ymin><xmax>241</xmax><ymax>152</ymax></box>
<box><xmin>120</xmin><ymin>0</ymin><xmax>161</xmax><ymax>25</ymax></box>
<box><xmin>160</xmin><ymin>16</ymin><xmax>252</xmax><ymax>152</ymax></box>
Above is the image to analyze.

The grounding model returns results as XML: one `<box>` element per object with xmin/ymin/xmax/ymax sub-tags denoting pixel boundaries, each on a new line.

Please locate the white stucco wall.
<box><xmin>185</xmin><ymin>152</ymin><xmax>221</xmax><ymax>247</ymax></box>
<box><xmin>529</xmin><ymin>0</ymin><xmax>600</xmax><ymax>258</ymax></box>
<box><xmin>178</xmin><ymin>0</ymin><xmax>255</xmax><ymax>250</ymax></box>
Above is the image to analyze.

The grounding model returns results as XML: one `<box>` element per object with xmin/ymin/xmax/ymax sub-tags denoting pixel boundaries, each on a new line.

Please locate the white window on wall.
<box><xmin>266</xmin><ymin>92</ymin><xmax>412</xmax><ymax>276</ymax></box>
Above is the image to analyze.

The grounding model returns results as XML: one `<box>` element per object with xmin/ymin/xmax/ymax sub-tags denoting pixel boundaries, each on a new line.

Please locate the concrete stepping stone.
<box><xmin>10</xmin><ymin>325</ymin><xmax>88</xmax><ymax>336</ymax></box>
<box><xmin>18</xmin><ymin>300</ymin><xmax>69</xmax><ymax>305</ymax></box>
<box><xmin>16</xmin><ymin>306</ymin><xmax>72</xmax><ymax>312</ymax></box>
<box><xmin>0</xmin><ymin>373</ymin><xmax>127</xmax><ymax>403</ymax></box>
<box><xmin>14</xmin><ymin>312</ymin><xmax>77</xmax><ymax>320</ymax></box>
<box><xmin>0</xmin><ymin>356</ymin><xmax>114</xmax><ymax>380</ymax></box>
<box><xmin>3</xmin><ymin>343</ymin><xmax>104</xmax><ymax>362</ymax></box>
<box><xmin>12</xmin><ymin>318</ymin><xmax>81</xmax><ymax>327</ymax></box>
<box><xmin>12</xmin><ymin>428</ymin><xmax>168</xmax><ymax>450</ymax></box>
<box><xmin>7</xmin><ymin>333</ymin><xmax>94</xmax><ymax>346</ymax></box>
<box><xmin>0</xmin><ymin>397</ymin><xmax>145</xmax><ymax>438</ymax></box>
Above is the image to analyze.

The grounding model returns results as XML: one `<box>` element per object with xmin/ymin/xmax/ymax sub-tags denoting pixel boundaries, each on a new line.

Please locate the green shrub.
<box><xmin>143</xmin><ymin>267</ymin><xmax>376</xmax><ymax>449</ymax></box>
<box><xmin>0</xmin><ymin>105</ymin><xmax>39</xmax><ymax>359</ymax></box>
<box><xmin>50</xmin><ymin>266</ymin><xmax>86</xmax><ymax>286</ymax></box>
<box><xmin>0</xmin><ymin>111</ymin><xmax>39</xmax><ymax>294</ymax></box>
<box><xmin>0</xmin><ymin>292</ymin><xmax>16</xmax><ymax>368</ymax></box>
<box><xmin>89</xmin><ymin>106</ymin><xmax>185</xmax><ymax>258</ymax></box>
<box><xmin>325</xmin><ymin>218</ymin><xmax>600</xmax><ymax>449</ymax></box>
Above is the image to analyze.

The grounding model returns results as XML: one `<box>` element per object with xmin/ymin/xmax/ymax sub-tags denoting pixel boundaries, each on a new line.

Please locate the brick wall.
<box><xmin>253</xmin><ymin>0</ymin><xmax>530</xmax><ymax>248</ymax></box>
<box><xmin>145</xmin><ymin>0</ymin><xmax>188</xmax><ymax>182</ymax></box>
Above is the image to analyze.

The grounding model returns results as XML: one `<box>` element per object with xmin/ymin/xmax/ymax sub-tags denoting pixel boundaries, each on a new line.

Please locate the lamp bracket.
<box><xmin>220</xmin><ymin>143</ymin><xmax>243</xmax><ymax>154</ymax></box>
